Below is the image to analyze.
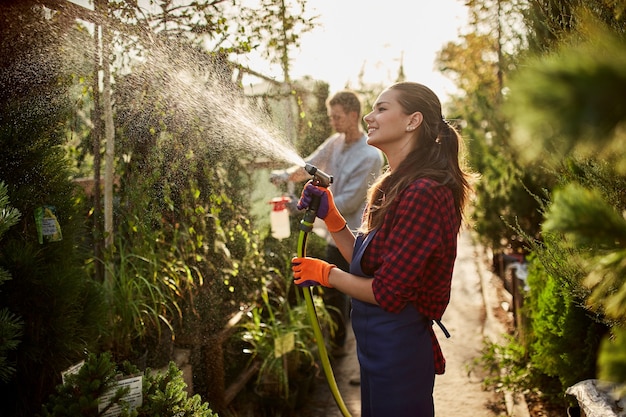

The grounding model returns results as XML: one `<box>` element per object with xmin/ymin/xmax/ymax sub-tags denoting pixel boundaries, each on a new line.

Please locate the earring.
<box><xmin>406</xmin><ymin>126</ymin><xmax>414</xmax><ymax>132</ymax></box>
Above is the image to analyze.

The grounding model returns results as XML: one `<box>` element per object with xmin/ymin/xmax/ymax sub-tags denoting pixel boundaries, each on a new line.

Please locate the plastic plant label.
<box><xmin>34</xmin><ymin>205</ymin><xmax>63</xmax><ymax>244</ymax></box>
<box><xmin>274</xmin><ymin>332</ymin><xmax>295</xmax><ymax>358</ymax></box>
<box><xmin>61</xmin><ymin>360</ymin><xmax>85</xmax><ymax>385</ymax></box>
<box><xmin>98</xmin><ymin>375</ymin><xmax>143</xmax><ymax>417</ymax></box>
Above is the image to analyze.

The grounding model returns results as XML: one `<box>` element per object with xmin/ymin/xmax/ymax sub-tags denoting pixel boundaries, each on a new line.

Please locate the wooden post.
<box><xmin>101</xmin><ymin>7</ymin><xmax>115</xmax><ymax>251</ymax></box>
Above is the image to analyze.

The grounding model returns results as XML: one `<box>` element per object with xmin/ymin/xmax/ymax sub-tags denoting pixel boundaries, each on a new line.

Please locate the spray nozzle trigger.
<box><xmin>304</xmin><ymin>163</ymin><xmax>333</xmax><ymax>188</ymax></box>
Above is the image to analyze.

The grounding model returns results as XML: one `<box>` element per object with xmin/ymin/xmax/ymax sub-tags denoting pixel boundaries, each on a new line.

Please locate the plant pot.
<box><xmin>567</xmin><ymin>406</ymin><xmax>581</xmax><ymax>417</ymax></box>
<box><xmin>253</xmin><ymin>382</ymin><xmax>298</xmax><ymax>415</ymax></box>
<box><xmin>130</xmin><ymin>349</ymin><xmax>148</xmax><ymax>371</ymax></box>
<box><xmin>146</xmin><ymin>326</ymin><xmax>175</xmax><ymax>368</ymax></box>
<box><xmin>292</xmin><ymin>368</ymin><xmax>315</xmax><ymax>409</ymax></box>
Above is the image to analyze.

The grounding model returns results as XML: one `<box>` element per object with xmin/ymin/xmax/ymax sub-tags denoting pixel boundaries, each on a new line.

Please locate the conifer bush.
<box><xmin>42</xmin><ymin>352</ymin><xmax>219</xmax><ymax>417</ymax></box>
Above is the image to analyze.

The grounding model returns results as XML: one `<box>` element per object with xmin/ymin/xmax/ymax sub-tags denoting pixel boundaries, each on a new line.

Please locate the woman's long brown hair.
<box><xmin>362</xmin><ymin>82</ymin><xmax>473</xmax><ymax>233</ymax></box>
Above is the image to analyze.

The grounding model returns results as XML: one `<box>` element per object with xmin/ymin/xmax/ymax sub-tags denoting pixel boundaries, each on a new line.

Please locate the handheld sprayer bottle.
<box><xmin>269</xmin><ymin>196</ymin><xmax>291</xmax><ymax>240</ymax></box>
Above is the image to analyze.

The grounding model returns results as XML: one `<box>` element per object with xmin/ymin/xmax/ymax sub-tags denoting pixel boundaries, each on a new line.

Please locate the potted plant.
<box><xmin>101</xmin><ymin>239</ymin><xmax>177</xmax><ymax>368</ymax></box>
<box><xmin>41</xmin><ymin>352</ymin><xmax>218</xmax><ymax>416</ymax></box>
<box><xmin>238</xmin><ymin>281</ymin><xmax>334</xmax><ymax>411</ymax></box>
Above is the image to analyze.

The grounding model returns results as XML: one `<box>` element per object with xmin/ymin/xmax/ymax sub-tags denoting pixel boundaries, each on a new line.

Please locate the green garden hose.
<box><xmin>297</xmin><ymin>167</ymin><xmax>352</xmax><ymax>417</ymax></box>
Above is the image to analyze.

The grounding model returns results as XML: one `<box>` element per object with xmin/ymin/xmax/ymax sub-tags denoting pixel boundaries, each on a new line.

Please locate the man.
<box><xmin>271</xmin><ymin>90</ymin><xmax>384</xmax><ymax>356</ymax></box>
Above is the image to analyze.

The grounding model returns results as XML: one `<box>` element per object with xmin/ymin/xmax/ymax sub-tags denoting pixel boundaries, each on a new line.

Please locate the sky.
<box><xmin>67</xmin><ymin>0</ymin><xmax>469</xmax><ymax>102</ymax></box>
<box><xmin>237</xmin><ymin>0</ymin><xmax>469</xmax><ymax>102</ymax></box>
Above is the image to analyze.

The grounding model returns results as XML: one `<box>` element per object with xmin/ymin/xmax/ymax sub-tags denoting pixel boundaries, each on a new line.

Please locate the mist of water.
<box><xmin>118</xmin><ymin>42</ymin><xmax>306</xmax><ymax>170</ymax></box>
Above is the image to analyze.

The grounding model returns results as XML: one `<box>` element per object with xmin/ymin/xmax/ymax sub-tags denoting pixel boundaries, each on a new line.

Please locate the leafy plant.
<box><xmin>136</xmin><ymin>362</ymin><xmax>218</xmax><ymax>417</ymax></box>
<box><xmin>0</xmin><ymin>181</ymin><xmax>23</xmax><ymax>383</ymax></box>
<box><xmin>101</xmin><ymin>239</ymin><xmax>177</xmax><ymax>365</ymax></box>
<box><xmin>525</xmin><ymin>254</ymin><xmax>606</xmax><ymax>391</ymax></box>
<box><xmin>475</xmin><ymin>335</ymin><xmax>535</xmax><ymax>396</ymax></box>
<box><xmin>41</xmin><ymin>352</ymin><xmax>218</xmax><ymax>417</ymax></box>
<box><xmin>474</xmin><ymin>335</ymin><xmax>568</xmax><ymax>408</ymax></box>
<box><xmin>539</xmin><ymin>183</ymin><xmax>625</xmax><ymax>390</ymax></box>
<box><xmin>41</xmin><ymin>352</ymin><xmax>137</xmax><ymax>417</ymax></box>
<box><xmin>0</xmin><ymin>6</ymin><xmax>109</xmax><ymax>414</ymax></box>
<box><xmin>239</xmin><ymin>279</ymin><xmax>333</xmax><ymax>401</ymax></box>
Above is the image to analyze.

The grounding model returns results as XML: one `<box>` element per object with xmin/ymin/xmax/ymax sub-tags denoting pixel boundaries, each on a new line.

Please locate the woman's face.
<box><xmin>363</xmin><ymin>89</ymin><xmax>421</xmax><ymax>160</ymax></box>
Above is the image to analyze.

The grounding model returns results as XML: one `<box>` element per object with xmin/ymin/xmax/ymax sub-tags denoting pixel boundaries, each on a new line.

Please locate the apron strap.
<box><xmin>433</xmin><ymin>319</ymin><xmax>451</xmax><ymax>338</ymax></box>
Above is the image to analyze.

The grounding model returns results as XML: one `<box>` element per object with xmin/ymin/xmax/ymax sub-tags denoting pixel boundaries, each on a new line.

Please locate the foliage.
<box><xmin>0</xmin><ymin>4</ymin><xmax>109</xmax><ymax>415</ymax></box>
<box><xmin>105</xmin><ymin>0</ymin><xmax>253</xmax><ymax>59</ymax></box>
<box><xmin>41</xmin><ymin>352</ymin><xmax>218</xmax><ymax>417</ymax></box>
<box><xmin>523</xmin><ymin>0</ymin><xmax>626</xmax><ymax>53</ymax></box>
<box><xmin>475</xmin><ymin>251</ymin><xmax>606</xmax><ymax>408</ymax></box>
<box><xmin>106</xmin><ymin>0</ymin><xmax>317</xmax><ymax>74</ymax></box>
<box><xmin>505</xmin><ymin>3</ymin><xmax>626</xmax><ymax>391</ymax></box>
<box><xmin>101</xmin><ymin>239</ymin><xmax>178</xmax><ymax>364</ymax></box>
<box><xmin>598</xmin><ymin>327</ymin><xmax>626</xmax><ymax>389</ymax></box>
<box><xmin>112</xmin><ymin>34</ymin><xmax>273</xmax><ymax>318</ymax></box>
<box><xmin>293</xmin><ymin>81</ymin><xmax>332</xmax><ymax>158</ymax></box>
<box><xmin>498</xmin><ymin>161</ymin><xmax>624</xmax><ymax>399</ymax></box>
<box><xmin>240</xmin><ymin>0</ymin><xmax>318</xmax><ymax>80</ymax></box>
<box><xmin>525</xmin><ymin>252</ymin><xmax>606</xmax><ymax>391</ymax></box>
<box><xmin>108</xmin><ymin>24</ymin><xmax>313</xmax><ymax>407</ymax></box>
<box><xmin>238</xmin><ymin>276</ymin><xmax>334</xmax><ymax>401</ymax></box>
<box><xmin>437</xmin><ymin>1</ymin><xmax>550</xmax><ymax>252</ymax></box>
<box><xmin>475</xmin><ymin>335</ymin><xmax>554</xmax><ymax>399</ymax></box>
<box><xmin>0</xmin><ymin>182</ymin><xmax>21</xmax><ymax>238</ymax></box>
<box><xmin>540</xmin><ymin>183</ymin><xmax>626</xmax><ymax>387</ymax></box>
<box><xmin>506</xmin><ymin>23</ymin><xmax>626</xmax><ymax>172</ymax></box>
<box><xmin>3</xmin><ymin>0</ymin><xmax>323</xmax><ymax>414</ymax></box>
<box><xmin>135</xmin><ymin>362</ymin><xmax>218</xmax><ymax>417</ymax></box>
<box><xmin>0</xmin><ymin>182</ymin><xmax>23</xmax><ymax>383</ymax></box>
<box><xmin>41</xmin><ymin>352</ymin><xmax>134</xmax><ymax>417</ymax></box>
<box><xmin>448</xmin><ymin>0</ymin><xmax>626</xmax><ymax>404</ymax></box>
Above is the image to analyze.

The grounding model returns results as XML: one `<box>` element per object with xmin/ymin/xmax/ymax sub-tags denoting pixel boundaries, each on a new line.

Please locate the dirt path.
<box><xmin>432</xmin><ymin>230</ymin><xmax>507</xmax><ymax>416</ymax></box>
<box><xmin>299</xmin><ymin>230</ymin><xmax>513</xmax><ymax>417</ymax></box>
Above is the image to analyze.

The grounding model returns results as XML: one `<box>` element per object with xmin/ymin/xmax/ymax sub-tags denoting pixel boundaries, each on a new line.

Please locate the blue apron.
<box><xmin>350</xmin><ymin>231</ymin><xmax>435</xmax><ymax>417</ymax></box>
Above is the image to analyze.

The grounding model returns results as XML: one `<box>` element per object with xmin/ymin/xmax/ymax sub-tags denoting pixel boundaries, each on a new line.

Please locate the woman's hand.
<box><xmin>292</xmin><ymin>257</ymin><xmax>336</xmax><ymax>287</ymax></box>
<box><xmin>296</xmin><ymin>182</ymin><xmax>347</xmax><ymax>232</ymax></box>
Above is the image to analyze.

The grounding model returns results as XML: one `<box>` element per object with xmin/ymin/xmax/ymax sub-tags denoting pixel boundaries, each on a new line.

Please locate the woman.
<box><xmin>292</xmin><ymin>82</ymin><xmax>473</xmax><ymax>416</ymax></box>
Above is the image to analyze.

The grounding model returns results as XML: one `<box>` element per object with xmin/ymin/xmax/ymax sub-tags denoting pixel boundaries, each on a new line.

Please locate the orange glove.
<box><xmin>296</xmin><ymin>182</ymin><xmax>347</xmax><ymax>233</ymax></box>
<box><xmin>291</xmin><ymin>257</ymin><xmax>336</xmax><ymax>288</ymax></box>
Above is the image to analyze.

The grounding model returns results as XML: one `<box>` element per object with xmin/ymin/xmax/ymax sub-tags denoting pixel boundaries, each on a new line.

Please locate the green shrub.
<box><xmin>41</xmin><ymin>352</ymin><xmax>137</xmax><ymax>417</ymax></box>
<box><xmin>41</xmin><ymin>352</ymin><xmax>218</xmax><ymax>417</ymax></box>
<box><xmin>475</xmin><ymin>250</ymin><xmax>608</xmax><ymax>407</ymax></box>
<box><xmin>526</xmin><ymin>257</ymin><xmax>606</xmax><ymax>390</ymax></box>
<box><xmin>475</xmin><ymin>335</ymin><xmax>551</xmax><ymax>398</ymax></box>
<box><xmin>0</xmin><ymin>182</ymin><xmax>23</xmax><ymax>383</ymax></box>
<box><xmin>138</xmin><ymin>362</ymin><xmax>218</xmax><ymax>417</ymax></box>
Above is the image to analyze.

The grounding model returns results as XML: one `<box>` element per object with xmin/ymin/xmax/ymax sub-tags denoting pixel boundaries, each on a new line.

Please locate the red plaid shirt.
<box><xmin>361</xmin><ymin>178</ymin><xmax>460</xmax><ymax>374</ymax></box>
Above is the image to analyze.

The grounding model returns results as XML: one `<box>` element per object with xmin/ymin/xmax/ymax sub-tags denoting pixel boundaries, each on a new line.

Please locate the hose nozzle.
<box><xmin>304</xmin><ymin>163</ymin><xmax>333</xmax><ymax>188</ymax></box>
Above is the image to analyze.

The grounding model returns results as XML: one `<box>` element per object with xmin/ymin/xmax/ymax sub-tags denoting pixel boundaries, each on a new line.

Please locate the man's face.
<box><xmin>328</xmin><ymin>105</ymin><xmax>353</xmax><ymax>133</ymax></box>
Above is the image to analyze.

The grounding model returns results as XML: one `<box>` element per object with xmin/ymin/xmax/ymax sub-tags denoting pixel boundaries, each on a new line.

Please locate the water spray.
<box><xmin>297</xmin><ymin>164</ymin><xmax>352</xmax><ymax>417</ymax></box>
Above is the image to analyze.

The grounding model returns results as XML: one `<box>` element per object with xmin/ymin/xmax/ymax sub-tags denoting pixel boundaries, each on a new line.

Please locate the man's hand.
<box><xmin>269</xmin><ymin>170</ymin><xmax>289</xmax><ymax>185</ymax></box>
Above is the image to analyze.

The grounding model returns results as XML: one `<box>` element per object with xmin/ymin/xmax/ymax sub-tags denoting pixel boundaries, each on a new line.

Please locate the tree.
<box><xmin>241</xmin><ymin>0</ymin><xmax>317</xmax><ymax>82</ymax></box>
<box><xmin>506</xmin><ymin>6</ymin><xmax>626</xmax><ymax>389</ymax></box>
<box><xmin>436</xmin><ymin>0</ymin><xmax>549</xmax><ymax>253</ymax></box>
<box><xmin>464</xmin><ymin>0</ymin><xmax>626</xmax><ymax>406</ymax></box>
